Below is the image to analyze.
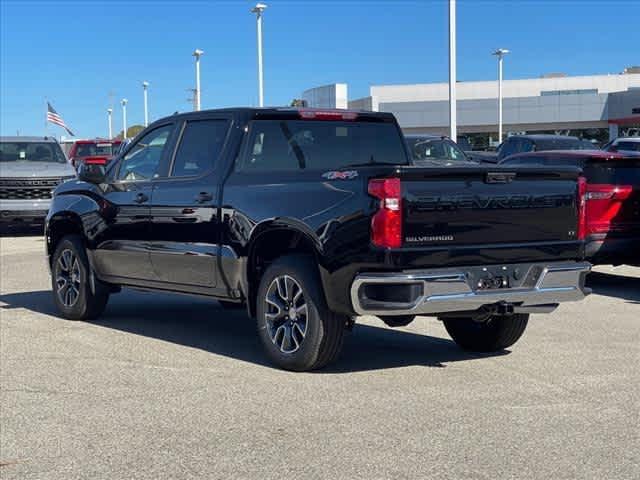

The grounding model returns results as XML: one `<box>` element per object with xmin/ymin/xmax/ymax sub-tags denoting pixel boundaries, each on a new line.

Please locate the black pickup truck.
<box><xmin>45</xmin><ymin>108</ymin><xmax>591</xmax><ymax>371</ymax></box>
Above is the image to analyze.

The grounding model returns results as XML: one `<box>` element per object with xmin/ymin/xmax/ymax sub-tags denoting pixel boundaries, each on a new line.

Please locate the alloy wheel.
<box><xmin>56</xmin><ymin>249</ymin><xmax>81</xmax><ymax>307</ymax></box>
<box><xmin>264</xmin><ymin>275</ymin><xmax>308</xmax><ymax>354</ymax></box>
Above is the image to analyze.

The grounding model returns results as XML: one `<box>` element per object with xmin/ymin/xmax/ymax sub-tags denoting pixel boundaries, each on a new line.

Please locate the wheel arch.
<box><xmin>244</xmin><ymin>219</ymin><xmax>326</xmax><ymax>318</ymax></box>
<box><xmin>46</xmin><ymin>211</ymin><xmax>85</xmax><ymax>265</ymax></box>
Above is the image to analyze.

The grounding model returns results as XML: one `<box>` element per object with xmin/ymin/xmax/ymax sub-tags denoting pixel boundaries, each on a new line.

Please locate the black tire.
<box><xmin>380</xmin><ymin>315</ymin><xmax>416</xmax><ymax>328</ymax></box>
<box><xmin>443</xmin><ymin>314</ymin><xmax>529</xmax><ymax>352</ymax></box>
<box><xmin>51</xmin><ymin>235</ymin><xmax>110</xmax><ymax>320</ymax></box>
<box><xmin>256</xmin><ymin>255</ymin><xmax>347</xmax><ymax>371</ymax></box>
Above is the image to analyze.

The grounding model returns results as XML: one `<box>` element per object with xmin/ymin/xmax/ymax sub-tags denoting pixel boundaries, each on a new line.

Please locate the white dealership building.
<box><xmin>301</xmin><ymin>67</ymin><xmax>640</xmax><ymax>146</ymax></box>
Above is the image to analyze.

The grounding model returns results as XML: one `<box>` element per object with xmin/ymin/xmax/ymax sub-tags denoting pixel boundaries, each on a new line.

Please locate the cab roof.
<box><xmin>164</xmin><ymin>107</ymin><xmax>397</xmax><ymax>123</ymax></box>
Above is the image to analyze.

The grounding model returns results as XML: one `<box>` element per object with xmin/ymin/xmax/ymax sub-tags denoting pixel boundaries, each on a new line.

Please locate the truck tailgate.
<box><xmin>400</xmin><ymin>166</ymin><xmax>581</xmax><ymax>247</ymax></box>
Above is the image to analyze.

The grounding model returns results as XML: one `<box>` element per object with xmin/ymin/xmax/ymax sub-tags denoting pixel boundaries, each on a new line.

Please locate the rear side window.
<box><xmin>171</xmin><ymin>119</ymin><xmax>229</xmax><ymax>177</ymax></box>
<box><xmin>237</xmin><ymin>120</ymin><xmax>407</xmax><ymax>172</ymax></box>
<box><xmin>585</xmin><ymin>161</ymin><xmax>640</xmax><ymax>185</ymax></box>
<box><xmin>614</xmin><ymin>141</ymin><xmax>640</xmax><ymax>152</ymax></box>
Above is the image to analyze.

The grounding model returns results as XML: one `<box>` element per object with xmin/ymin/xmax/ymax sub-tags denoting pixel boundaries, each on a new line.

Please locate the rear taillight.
<box><xmin>84</xmin><ymin>156</ymin><xmax>109</xmax><ymax>165</ymax></box>
<box><xmin>368</xmin><ymin>178</ymin><xmax>402</xmax><ymax>248</ymax></box>
<box><xmin>577</xmin><ymin>176</ymin><xmax>587</xmax><ymax>240</ymax></box>
<box><xmin>584</xmin><ymin>184</ymin><xmax>634</xmax><ymax>234</ymax></box>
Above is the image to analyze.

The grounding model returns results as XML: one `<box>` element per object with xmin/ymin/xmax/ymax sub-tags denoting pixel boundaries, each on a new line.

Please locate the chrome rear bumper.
<box><xmin>350</xmin><ymin>261</ymin><xmax>591</xmax><ymax>316</ymax></box>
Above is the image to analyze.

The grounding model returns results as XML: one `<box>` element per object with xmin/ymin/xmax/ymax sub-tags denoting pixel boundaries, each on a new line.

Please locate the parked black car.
<box><xmin>45</xmin><ymin>108</ymin><xmax>590</xmax><ymax>371</ymax></box>
<box><xmin>474</xmin><ymin>134</ymin><xmax>588</xmax><ymax>163</ymax></box>
<box><xmin>501</xmin><ymin>150</ymin><xmax>640</xmax><ymax>266</ymax></box>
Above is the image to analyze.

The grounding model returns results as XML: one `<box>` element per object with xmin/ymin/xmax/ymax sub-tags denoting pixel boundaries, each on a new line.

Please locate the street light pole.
<box><xmin>193</xmin><ymin>49</ymin><xmax>204</xmax><ymax>111</ymax></box>
<box><xmin>121</xmin><ymin>99</ymin><xmax>128</xmax><ymax>140</ymax></box>
<box><xmin>142</xmin><ymin>81</ymin><xmax>149</xmax><ymax>126</ymax></box>
<box><xmin>448</xmin><ymin>0</ymin><xmax>457</xmax><ymax>141</ymax></box>
<box><xmin>251</xmin><ymin>3</ymin><xmax>267</xmax><ymax>107</ymax></box>
<box><xmin>492</xmin><ymin>48</ymin><xmax>510</xmax><ymax>143</ymax></box>
<box><xmin>107</xmin><ymin>108</ymin><xmax>113</xmax><ymax>139</ymax></box>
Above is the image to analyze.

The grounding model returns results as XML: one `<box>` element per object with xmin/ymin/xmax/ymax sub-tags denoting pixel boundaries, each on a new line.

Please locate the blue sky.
<box><xmin>1</xmin><ymin>0</ymin><xmax>638</xmax><ymax>138</ymax></box>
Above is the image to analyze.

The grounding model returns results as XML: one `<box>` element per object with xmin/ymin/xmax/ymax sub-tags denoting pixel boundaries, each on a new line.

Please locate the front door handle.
<box><xmin>195</xmin><ymin>192</ymin><xmax>213</xmax><ymax>203</ymax></box>
<box><xmin>134</xmin><ymin>192</ymin><xmax>149</xmax><ymax>204</ymax></box>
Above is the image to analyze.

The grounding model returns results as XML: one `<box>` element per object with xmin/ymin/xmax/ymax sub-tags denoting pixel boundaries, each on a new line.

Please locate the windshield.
<box><xmin>534</xmin><ymin>138</ymin><xmax>585</xmax><ymax>151</ymax></box>
<box><xmin>237</xmin><ymin>120</ymin><xmax>408</xmax><ymax>171</ymax></box>
<box><xmin>407</xmin><ymin>138</ymin><xmax>468</xmax><ymax>162</ymax></box>
<box><xmin>74</xmin><ymin>142</ymin><xmax>118</xmax><ymax>157</ymax></box>
<box><xmin>0</xmin><ymin>141</ymin><xmax>67</xmax><ymax>163</ymax></box>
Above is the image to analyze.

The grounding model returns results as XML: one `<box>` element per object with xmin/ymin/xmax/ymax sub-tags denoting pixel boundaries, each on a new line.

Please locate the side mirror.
<box><xmin>78</xmin><ymin>163</ymin><xmax>106</xmax><ymax>184</ymax></box>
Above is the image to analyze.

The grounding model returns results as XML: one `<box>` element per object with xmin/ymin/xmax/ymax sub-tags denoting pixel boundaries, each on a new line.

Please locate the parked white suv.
<box><xmin>0</xmin><ymin>136</ymin><xmax>76</xmax><ymax>226</ymax></box>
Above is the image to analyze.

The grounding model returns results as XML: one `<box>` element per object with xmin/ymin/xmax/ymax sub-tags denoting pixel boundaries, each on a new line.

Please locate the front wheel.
<box><xmin>256</xmin><ymin>255</ymin><xmax>347</xmax><ymax>371</ymax></box>
<box><xmin>51</xmin><ymin>235</ymin><xmax>110</xmax><ymax>320</ymax></box>
<box><xmin>442</xmin><ymin>314</ymin><xmax>529</xmax><ymax>352</ymax></box>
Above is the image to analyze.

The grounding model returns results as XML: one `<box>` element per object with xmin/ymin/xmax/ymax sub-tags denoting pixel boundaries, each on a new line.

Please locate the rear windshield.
<box><xmin>585</xmin><ymin>160</ymin><xmax>640</xmax><ymax>185</ymax></box>
<box><xmin>614</xmin><ymin>141</ymin><xmax>640</xmax><ymax>152</ymax></box>
<box><xmin>0</xmin><ymin>141</ymin><xmax>66</xmax><ymax>163</ymax></box>
<box><xmin>534</xmin><ymin>138</ymin><xmax>585</xmax><ymax>151</ymax></box>
<box><xmin>74</xmin><ymin>142</ymin><xmax>118</xmax><ymax>157</ymax></box>
<box><xmin>237</xmin><ymin>120</ymin><xmax>407</xmax><ymax>171</ymax></box>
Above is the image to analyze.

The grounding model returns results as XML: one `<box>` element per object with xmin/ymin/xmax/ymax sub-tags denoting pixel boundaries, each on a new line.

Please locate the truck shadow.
<box><xmin>586</xmin><ymin>271</ymin><xmax>640</xmax><ymax>304</ymax></box>
<box><xmin>0</xmin><ymin>289</ymin><xmax>508</xmax><ymax>373</ymax></box>
<box><xmin>0</xmin><ymin>225</ymin><xmax>44</xmax><ymax>237</ymax></box>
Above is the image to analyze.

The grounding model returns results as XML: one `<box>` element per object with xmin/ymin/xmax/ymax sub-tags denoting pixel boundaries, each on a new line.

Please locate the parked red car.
<box><xmin>500</xmin><ymin>150</ymin><xmax>640</xmax><ymax>266</ymax></box>
<box><xmin>68</xmin><ymin>139</ymin><xmax>122</xmax><ymax>169</ymax></box>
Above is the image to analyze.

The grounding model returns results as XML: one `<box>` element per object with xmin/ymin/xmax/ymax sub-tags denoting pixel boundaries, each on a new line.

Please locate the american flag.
<box><xmin>47</xmin><ymin>102</ymin><xmax>74</xmax><ymax>136</ymax></box>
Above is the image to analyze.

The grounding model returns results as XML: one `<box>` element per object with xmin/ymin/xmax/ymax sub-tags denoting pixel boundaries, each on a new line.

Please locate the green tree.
<box><xmin>114</xmin><ymin>125</ymin><xmax>144</xmax><ymax>140</ymax></box>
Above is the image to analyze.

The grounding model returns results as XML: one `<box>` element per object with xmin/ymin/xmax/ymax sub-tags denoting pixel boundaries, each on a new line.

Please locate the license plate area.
<box><xmin>466</xmin><ymin>264</ymin><xmax>544</xmax><ymax>292</ymax></box>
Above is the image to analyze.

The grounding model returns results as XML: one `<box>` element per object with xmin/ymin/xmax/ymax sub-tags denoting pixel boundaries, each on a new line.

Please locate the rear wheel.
<box><xmin>442</xmin><ymin>314</ymin><xmax>529</xmax><ymax>352</ymax></box>
<box><xmin>380</xmin><ymin>315</ymin><xmax>416</xmax><ymax>328</ymax></box>
<box><xmin>51</xmin><ymin>235</ymin><xmax>110</xmax><ymax>320</ymax></box>
<box><xmin>256</xmin><ymin>255</ymin><xmax>347</xmax><ymax>371</ymax></box>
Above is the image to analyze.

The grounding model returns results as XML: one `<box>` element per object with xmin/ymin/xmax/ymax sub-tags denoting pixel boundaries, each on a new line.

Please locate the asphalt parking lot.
<box><xmin>1</xmin><ymin>234</ymin><xmax>638</xmax><ymax>479</ymax></box>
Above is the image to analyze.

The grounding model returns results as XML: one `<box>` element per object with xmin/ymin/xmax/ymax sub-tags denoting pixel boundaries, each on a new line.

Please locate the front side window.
<box><xmin>0</xmin><ymin>142</ymin><xmax>66</xmax><ymax>163</ymax></box>
<box><xmin>171</xmin><ymin>119</ymin><xmax>229</xmax><ymax>177</ymax></box>
<box><xmin>237</xmin><ymin>120</ymin><xmax>407</xmax><ymax>172</ymax></box>
<box><xmin>118</xmin><ymin>124</ymin><xmax>173</xmax><ymax>181</ymax></box>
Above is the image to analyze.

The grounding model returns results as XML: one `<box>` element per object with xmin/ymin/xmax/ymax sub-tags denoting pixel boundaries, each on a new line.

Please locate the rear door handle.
<box><xmin>195</xmin><ymin>192</ymin><xmax>213</xmax><ymax>203</ymax></box>
<box><xmin>134</xmin><ymin>192</ymin><xmax>149</xmax><ymax>204</ymax></box>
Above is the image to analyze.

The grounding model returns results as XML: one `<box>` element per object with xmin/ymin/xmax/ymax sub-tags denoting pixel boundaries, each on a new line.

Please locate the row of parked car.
<box><xmin>1</xmin><ymin>107</ymin><xmax>637</xmax><ymax>370</ymax></box>
<box><xmin>406</xmin><ymin>133</ymin><xmax>639</xmax><ymax>267</ymax></box>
